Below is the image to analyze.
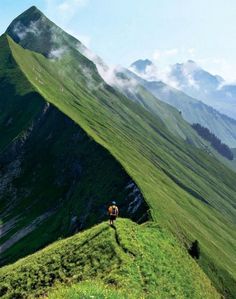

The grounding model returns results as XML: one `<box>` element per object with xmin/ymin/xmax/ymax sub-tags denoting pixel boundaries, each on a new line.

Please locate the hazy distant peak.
<box><xmin>130</xmin><ymin>59</ymin><xmax>154</xmax><ymax>73</ymax></box>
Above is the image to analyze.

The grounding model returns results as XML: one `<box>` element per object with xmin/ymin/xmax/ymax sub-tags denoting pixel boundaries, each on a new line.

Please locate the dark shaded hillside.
<box><xmin>0</xmin><ymin>34</ymin><xmax>147</xmax><ymax>264</ymax></box>
<box><xmin>1</xmin><ymin>6</ymin><xmax>236</xmax><ymax>297</ymax></box>
<box><xmin>0</xmin><ymin>96</ymin><xmax>147</xmax><ymax>265</ymax></box>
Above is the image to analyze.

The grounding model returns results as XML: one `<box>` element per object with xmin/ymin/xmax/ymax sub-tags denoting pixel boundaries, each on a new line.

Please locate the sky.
<box><xmin>0</xmin><ymin>0</ymin><xmax>236</xmax><ymax>82</ymax></box>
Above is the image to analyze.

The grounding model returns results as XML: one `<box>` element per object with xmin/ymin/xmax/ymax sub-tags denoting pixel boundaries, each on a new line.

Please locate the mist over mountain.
<box><xmin>0</xmin><ymin>6</ymin><xmax>236</xmax><ymax>299</ymax></box>
<box><xmin>131</xmin><ymin>59</ymin><xmax>236</xmax><ymax>120</ymax></box>
<box><xmin>130</xmin><ymin>59</ymin><xmax>154</xmax><ymax>75</ymax></box>
<box><xmin>129</xmin><ymin>60</ymin><xmax>236</xmax><ymax>149</ymax></box>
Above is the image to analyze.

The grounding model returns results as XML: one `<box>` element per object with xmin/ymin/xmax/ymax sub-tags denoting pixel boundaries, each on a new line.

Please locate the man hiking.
<box><xmin>108</xmin><ymin>201</ymin><xmax>119</xmax><ymax>226</ymax></box>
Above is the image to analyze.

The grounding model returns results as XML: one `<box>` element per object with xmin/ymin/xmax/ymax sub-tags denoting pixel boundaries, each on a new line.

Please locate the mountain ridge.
<box><xmin>5</xmin><ymin>31</ymin><xmax>236</xmax><ymax>296</ymax></box>
<box><xmin>0</xmin><ymin>219</ymin><xmax>220</xmax><ymax>299</ymax></box>
<box><xmin>0</xmin><ymin>7</ymin><xmax>236</xmax><ymax>297</ymax></box>
<box><xmin>129</xmin><ymin>61</ymin><xmax>236</xmax><ymax>148</ymax></box>
<box><xmin>131</xmin><ymin>58</ymin><xmax>236</xmax><ymax>120</ymax></box>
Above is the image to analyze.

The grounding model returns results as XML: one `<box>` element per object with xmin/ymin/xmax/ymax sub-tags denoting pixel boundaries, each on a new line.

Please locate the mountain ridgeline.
<box><xmin>0</xmin><ymin>6</ymin><xmax>236</xmax><ymax>298</ymax></box>
<box><xmin>170</xmin><ymin>60</ymin><xmax>236</xmax><ymax>120</ymax></box>
<box><xmin>0</xmin><ymin>220</ymin><xmax>220</xmax><ymax>299</ymax></box>
<box><xmin>130</xmin><ymin>59</ymin><xmax>236</xmax><ymax>149</ymax></box>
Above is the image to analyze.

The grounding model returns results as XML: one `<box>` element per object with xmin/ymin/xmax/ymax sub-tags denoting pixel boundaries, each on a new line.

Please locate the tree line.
<box><xmin>192</xmin><ymin>123</ymin><xmax>234</xmax><ymax>160</ymax></box>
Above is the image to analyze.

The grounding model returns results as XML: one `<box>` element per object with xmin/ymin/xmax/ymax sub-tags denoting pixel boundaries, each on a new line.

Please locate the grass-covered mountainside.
<box><xmin>113</xmin><ymin>68</ymin><xmax>236</xmax><ymax>171</ymax></box>
<box><xmin>113</xmin><ymin>70</ymin><xmax>208</xmax><ymax>148</ymax></box>
<box><xmin>0</xmin><ymin>34</ymin><xmax>148</xmax><ymax>265</ymax></box>
<box><xmin>0</xmin><ymin>6</ymin><xmax>236</xmax><ymax>298</ymax></box>
<box><xmin>0</xmin><ymin>219</ymin><xmax>219</xmax><ymax>298</ymax></box>
<box><xmin>126</xmin><ymin>65</ymin><xmax>236</xmax><ymax>148</ymax></box>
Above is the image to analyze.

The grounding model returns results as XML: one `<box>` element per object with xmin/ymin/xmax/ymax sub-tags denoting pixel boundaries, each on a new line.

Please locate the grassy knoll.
<box><xmin>0</xmin><ymin>219</ymin><xmax>219</xmax><ymax>299</ymax></box>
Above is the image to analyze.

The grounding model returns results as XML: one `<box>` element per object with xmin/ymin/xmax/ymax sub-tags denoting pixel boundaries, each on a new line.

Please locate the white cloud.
<box><xmin>66</xmin><ymin>29</ymin><xmax>91</xmax><ymax>47</ymax></box>
<box><xmin>153</xmin><ymin>50</ymin><xmax>161</xmax><ymax>61</ymax></box>
<box><xmin>129</xmin><ymin>57</ymin><xmax>181</xmax><ymax>88</ymax></box>
<box><xmin>78</xmin><ymin>44</ymin><xmax>137</xmax><ymax>91</ymax></box>
<box><xmin>45</xmin><ymin>0</ymin><xmax>91</xmax><ymax>49</ymax></box>
<box><xmin>198</xmin><ymin>57</ymin><xmax>236</xmax><ymax>84</ymax></box>
<box><xmin>45</xmin><ymin>0</ymin><xmax>89</xmax><ymax>21</ymax></box>
<box><xmin>152</xmin><ymin>48</ymin><xmax>179</xmax><ymax>61</ymax></box>
<box><xmin>58</xmin><ymin>0</ymin><xmax>88</xmax><ymax>14</ymax></box>
<box><xmin>187</xmin><ymin>48</ymin><xmax>196</xmax><ymax>57</ymax></box>
<box><xmin>165</xmin><ymin>48</ymin><xmax>179</xmax><ymax>57</ymax></box>
<box><xmin>13</xmin><ymin>20</ymin><xmax>42</xmax><ymax>40</ymax></box>
<box><xmin>49</xmin><ymin>46</ymin><xmax>67</xmax><ymax>59</ymax></box>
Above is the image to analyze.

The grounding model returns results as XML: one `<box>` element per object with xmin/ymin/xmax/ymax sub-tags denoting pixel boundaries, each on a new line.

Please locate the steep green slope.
<box><xmin>114</xmin><ymin>71</ymin><xmax>236</xmax><ymax>171</ymax></box>
<box><xmin>89</xmin><ymin>58</ymin><xmax>236</xmax><ymax>171</ymax></box>
<box><xmin>114</xmin><ymin>71</ymin><xmax>207</xmax><ymax>147</ymax></box>
<box><xmin>0</xmin><ymin>35</ymin><xmax>147</xmax><ymax>265</ymax></box>
<box><xmin>125</xmin><ymin>68</ymin><xmax>236</xmax><ymax>148</ymax></box>
<box><xmin>1</xmin><ymin>7</ymin><xmax>236</xmax><ymax>296</ymax></box>
<box><xmin>0</xmin><ymin>219</ymin><xmax>219</xmax><ymax>299</ymax></box>
<box><xmin>5</xmin><ymin>33</ymin><xmax>236</xmax><ymax>296</ymax></box>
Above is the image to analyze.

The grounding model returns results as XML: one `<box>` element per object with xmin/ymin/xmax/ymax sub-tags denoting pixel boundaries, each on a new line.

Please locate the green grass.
<box><xmin>117</xmin><ymin>69</ymin><xmax>236</xmax><ymax>172</ymax></box>
<box><xmin>47</xmin><ymin>281</ymin><xmax>129</xmax><ymax>299</ymax></box>
<box><xmin>0</xmin><ymin>219</ymin><xmax>219</xmax><ymax>299</ymax></box>
<box><xmin>115</xmin><ymin>71</ymin><xmax>207</xmax><ymax>148</ymax></box>
<box><xmin>0</xmin><ymin>35</ymin><xmax>148</xmax><ymax>265</ymax></box>
<box><xmin>5</xmin><ymin>32</ymin><xmax>236</xmax><ymax>296</ymax></box>
<box><xmin>126</xmin><ymin>70</ymin><xmax>236</xmax><ymax>148</ymax></box>
<box><xmin>0</xmin><ymin>7</ymin><xmax>236</xmax><ymax>297</ymax></box>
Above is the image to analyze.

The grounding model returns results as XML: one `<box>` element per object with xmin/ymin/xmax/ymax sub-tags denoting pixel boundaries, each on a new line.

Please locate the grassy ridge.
<box><xmin>4</xmin><ymin>32</ymin><xmax>236</xmax><ymax>296</ymax></box>
<box><xmin>0</xmin><ymin>219</ymin><xmax>219</xmax><ymax>299</ymax></box>
<box><xmin>48</xmin><ymin>281</ymin><xmax>129</xmax><ymax>299</ymax></box>
<box><xmin>0</xmin><ymin>35</ymin><xmax>148</xmax><ymax>265</ymax></box>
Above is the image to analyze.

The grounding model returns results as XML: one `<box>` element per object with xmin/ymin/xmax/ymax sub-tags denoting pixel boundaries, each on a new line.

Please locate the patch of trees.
<box><xmin>188</xmin><ymin>240</ymin><xmax>200</xmax><ymax>260</ymax></box>
<box><xmin>192</xmin><ymin>123</ymin><xmax>234</xmax><ymax>160</ymax></box>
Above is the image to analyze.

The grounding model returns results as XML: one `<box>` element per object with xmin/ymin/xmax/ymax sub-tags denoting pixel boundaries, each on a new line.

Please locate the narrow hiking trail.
<box><xmin>0</xmin><ymin>219</ymin><xmax>220</xmax><ymax>299</ymax></box>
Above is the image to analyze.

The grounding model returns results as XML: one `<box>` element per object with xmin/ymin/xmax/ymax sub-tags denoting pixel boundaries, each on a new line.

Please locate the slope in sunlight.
<box><xmin>0</xmin><ymin>34</ymin><xmax>148</xmax><ymax>266</ymax></box>
<box><xmin>1</xmin><ymin>6</ymin><xmax>236</xmax><ymax>297</ymax></box>
<box><xmin>0</xmin><ymin>219</ymin><xmax>219</xmax><ymax>299</ymax></box>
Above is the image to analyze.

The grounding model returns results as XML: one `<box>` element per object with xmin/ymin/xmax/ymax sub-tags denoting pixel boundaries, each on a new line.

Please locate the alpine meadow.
<box><xmin>0</xmin><ymin>5</ymin><xmax>236</xmax><ymax>299</ymax></box>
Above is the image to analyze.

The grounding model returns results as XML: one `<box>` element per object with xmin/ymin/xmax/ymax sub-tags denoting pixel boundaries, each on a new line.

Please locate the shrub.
<box><xmin>188</xmin><ymin>240</ymin><xmax>200</xmax><ymax>260</ymax></box>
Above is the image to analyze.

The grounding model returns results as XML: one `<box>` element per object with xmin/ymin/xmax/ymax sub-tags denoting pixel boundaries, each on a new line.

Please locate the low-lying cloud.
<box><xmin>48</xmin><ymin>46</ymin><xmax>67</xmax><ymax>59</ymax></box>
<box><xmin>13</xmin><ymin>20</ymin><xmax>42</xmax><ymax>40</ymax></box>
<box><xmin>77</xmin><ymin>43</ymin><xmax>138</xmax><ymax>92</ymax></box>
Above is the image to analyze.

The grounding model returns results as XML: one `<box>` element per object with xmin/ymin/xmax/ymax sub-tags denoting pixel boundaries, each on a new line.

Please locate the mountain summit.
<box><xmin>0</xmin><ymin>6</ymin><xmax>236</xmax><ymax>298</ymax></box>
<box><xmin>170</xmin><ymin>61</ymin><xmax>236</xmax><ymax>119</ymax></box>
<box><xmin>130</xmin><ymin>59</ymin><xmax>154</xmax><ymax>74</ymax></box>
<box><xmin>170</xmin><ymin>60</ymin><xmax>223</xmax><ymax>93</ymax></box>
<box><xmin>6</xmin><ymin>5</ymin><xmax>84</xmax><ymax>58</ymax></box>
<box><xmin>129</xmin><ymin>59</ymin><xmax>236</xmax><ymax>148</ymax></box>
<box><xmin>130</xmin><ymin>58</ymin><xmax>236</xmax><ymax>120</ymax></box>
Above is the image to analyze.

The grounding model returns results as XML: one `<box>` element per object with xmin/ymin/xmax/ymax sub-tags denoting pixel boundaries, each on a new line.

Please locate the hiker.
<box><xmin>108</xmin><ymin>201</ymin><xmax>119</xmax><ymax>225</ymax></box>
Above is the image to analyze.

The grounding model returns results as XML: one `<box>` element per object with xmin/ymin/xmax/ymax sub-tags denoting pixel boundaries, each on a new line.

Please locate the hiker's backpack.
<box><xmin>111</xmin><ymin>205</ymin><xmax>118</xmax><ymax>216</ymax></box>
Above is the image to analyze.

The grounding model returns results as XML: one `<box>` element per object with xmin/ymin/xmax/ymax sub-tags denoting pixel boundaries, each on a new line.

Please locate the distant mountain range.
<box><xmin>130</xmin><ymin>59</ymin><xmax>236</xmax><ymax>148</ymax></box>
<box><xmin>0</xmin><ymin>6</ymin><xmax>236</xmax><ymax>298</ymax></box>
<box><xmin>131</xmin><ymin>59</ymin><xmax>236</xmax><ymax>120</ymax></box>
